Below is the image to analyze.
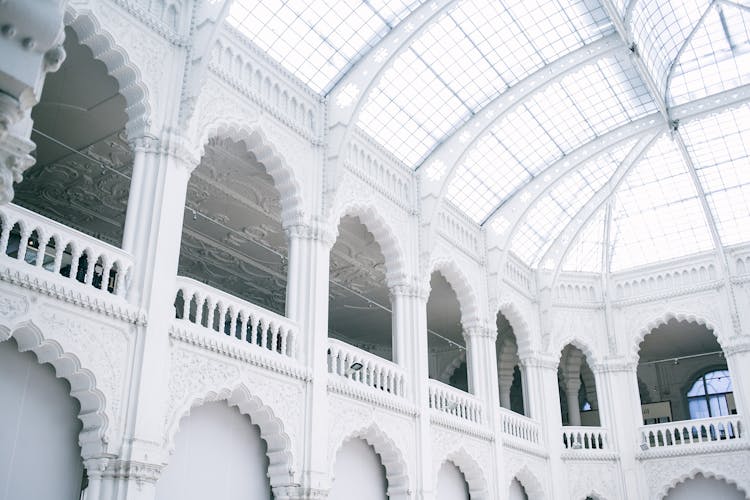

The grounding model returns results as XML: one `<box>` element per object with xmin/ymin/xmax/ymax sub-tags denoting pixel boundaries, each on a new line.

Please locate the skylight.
<box><xmin>510</xmin><ymin>140</ymin><xmax>634</xmax><ymax>267</ymax></box>
<box><xmin>358</xmin><ymin>0</ymin><xmax>613</xmax><ymax>168</ymax></box>
<box><xmin>226</xmin><ymin>0</ymin><xmax>424</xmax><ymax>93</ymax></box>
<box><xmin>446</xmin><ymin>54</ymin><xmax>655</xmax><ymax>223</ymax></box>
<box><xmin>562</xmin><ymin>208</ymin><xmax>605</xmax><ymax>273</ymax></box>
<box><xmin>680</xmin><ymin>104</ymin><xmax>750</xmax><ymax>247</ymax></box>
<box><xmin>609</xmin><ymin>134</ymin><xmax>714</xmax><ymax>271</ymax></box>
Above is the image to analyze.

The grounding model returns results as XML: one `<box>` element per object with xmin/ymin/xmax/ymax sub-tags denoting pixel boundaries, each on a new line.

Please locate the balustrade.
<box><xmin>0</xmin><ymin>204</ymin><xmax>132</xmax><ymax>297</ymax></box>
<box><xmin>174</xmin><ymin>277</ymin><xmax>298</xmax><ymax>358</ymax></box>
<box><xmin>640</xmin><ymin>416</ymin><xmax>742</xmax><ymax>449</ymax></box>
<box><xmin>562</xmin><ymin>426</ymin><xmax>609</xmax><ymax>450</ymax></box>
<box><xmin>499</xmin><ymin>407</ymin><xmax>542</xmax><ymax>445</ymax></box>
<box><xmin>327</xmin><ymin>339</ymin><xmax>406</xmax><ymax>397</ymax></box>
<box><xmin>428</xmin><ymin>380</ymin><xmax>483</xmax><ymax>424</ymax></box>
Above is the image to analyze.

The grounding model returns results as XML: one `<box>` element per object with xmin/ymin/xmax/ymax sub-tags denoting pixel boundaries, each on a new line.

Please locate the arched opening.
<box><xmin>637</xmin><ymin>319</ymin><xmax>734</xmax><ymax>424</ymax></box>
<box><xmin>329</xmin><ymin>438</ymin><xmax>388</xmax><ymax>500</ymax></box>
<box><xmin>156</xmin><ymin>401</ymin><xmax>274</xmax><ymax>500</ymax></box>
<box><xmin>0</xmin><ymin>337</ymin><xmax>84</xmax><ymax>499</ymax></box>
<box><xmin>14</xmin><ymin>26</ymin><xmax>131</xmax><ymax>246</ymax></box>
<box><xmin>436</xmin><ymin>461</ymin><xmax>470</xmax><ymax>500</ymax></box>
<box><xmin>328</xmin><ymin>215</ymin><xmax>392</xmax><ymax>359</ymax></box>
<box><xmin>509</xmin><ymin>478</ymin><xmax>529</xmax><ymax>500</ymax></box>
<box><xmin>177</xmin><ymin>137</ymin><xmax>287</xmax><ymax>315</ymax></box>
<box><xmin>427</xmin><ymin>271</ymin><xmax>467</xmax><ymax>391</ymax></box>
<box><xmin>497</xmin><ymin>311</ymin><xmax>525</xmax><ymax>415</ymax></box>
<box><xmin>663</xmin><ymin>473</ymin><xmax>745</xmax><ymax>499</ymax></box>
<box><xmin>557</xmin><ymin>344</ymin><xmax>600</xmax><ymax>426</ymax></box>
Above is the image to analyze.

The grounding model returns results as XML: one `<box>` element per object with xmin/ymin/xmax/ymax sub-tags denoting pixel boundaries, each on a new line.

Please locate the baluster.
<box><xmin>205</xmin><ymin>299</ymin><xmax>215</xmax><ymax>330</ymax></box>
<box><xmin>239</xmin><ymin>312</ymin><xmax>249</xmax><ymax>342</ymax></box>
<box><xmin>35</xmin><ymin>233</ymin><xmax>50</xmax><ymax>267</ymax></box>
<box><xmin>69</xmin><ymin>247</ymin><xmax>81</xmax><ymax>281</ymax></box>
<box><xmin>280</xmin><ymin>328</ymin><xmax>288</xmax><ymax>355</ymax></box>
<box><xmin>52</xmin><ymin>238</ymin><xmax>64</xmax><ymax>273</ymax></box>
<box><xmin>16</xmin><ymin>225</ymin><xmax>31</xmax><ymax>261</ymax></box>
<box><xmin>228</xmin><ymin>308</ymin><xmax>238</xmax><ymax>337</ymax></box>
<box><xmin>100</xmin><ymin>260</ymin><xmax>112</xmax><ymax>290</ymax></box>
<box><xmin>260</xmin><ymin>319</ymin><xmax>269</xmax><ymax>349</ymax></box>
<box><xmin>248</xmin><ymin>315</ymin><xmax>258</xmax><ymax>344</ymax></box>
<box><xmin>194</xmin><ymin>295</ymin><xmax>205</xmax><ymax>325</ymax></box>
<box><xmin>217</xmin><ymin>303</ymin><xmax>227</xmax><ymax>333</ymax></box>
<box><xmin>288</xmin><ymin>330</ymin><xmax>296</xmax><ymax>358</ymax></box>
<box><xmin>0</xmin><ymin>218</ymin><xmax>11</xmax><ymax>254</ymax></box>
<box><xmin>181</xmin><ymin>289</ymin><xmax>190</xmax><ymax>319</ymax></box>
<box><xmin>84</xmin><ymin>252</ymin><xmax>96</xmax><ymax>285</ymax></box>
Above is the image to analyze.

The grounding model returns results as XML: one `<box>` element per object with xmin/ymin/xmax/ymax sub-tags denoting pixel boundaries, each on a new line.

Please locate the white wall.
<box><xmin>509</xmin><ymin>478</ymin><xmax>529</xmax><ymax>500</ymax></box>
<box><xmin>0</xmin><ymin>338</ymin><xmax>83</xmax><ymax>500</ymax></box>
<box><xmin>663</xmin><ymin>474</ymin><xmax>745</xmax><ymax>500</ymax></box>
<box><xmin>435</xmin><ymin>461</ymin><xmax>469</xmax><ymax>500</ymax></box>
<box><xmin>329</xmin><ymin>438</ymin><xmax>387</xmax><ymax>500</ymax></box>
<box><xmin>156</xmin><ymin>401</ymin><xmax>273</xmax><ymax>500</ymax></box>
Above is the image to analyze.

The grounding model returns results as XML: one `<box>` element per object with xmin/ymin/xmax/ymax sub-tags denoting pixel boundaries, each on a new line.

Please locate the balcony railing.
<box><xmin>174</xmin><ymin>277</ymin><xmax>298</xmax><ymax>358</ymax></box>
<box><xmin>327</xmin><ymin>339</ymin><xmax>406</xmax><ymax>397</ymax></box>
<box><xmin>428</xmin><ymin>379</ymin><xmax>483</xmax><ymax>424</ymax></box>
<box><xmin>562</xmin><ymin>426</ymin><xmax>610</xmax><ymax>450</ymax></box>
<box><xmin>0</xmin><ymin>204</ymin><xmax>132</xmax><ymax>297</ymax></box>
<box><xmin>640</xmin><ymin>415</ymin><xmax>743</xmax><ymax>449</ymax></box>
<box><xmin>499</xmin><ymin>407</ymin><xmax>542</xmax><ymax>446</ymax></box>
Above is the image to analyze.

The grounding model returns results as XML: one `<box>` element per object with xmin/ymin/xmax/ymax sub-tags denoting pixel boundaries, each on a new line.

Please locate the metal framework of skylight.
<box><xmin>225</xmin><ymin>0</ymin><xmax>425</xmax><ymax>93</ymax></box>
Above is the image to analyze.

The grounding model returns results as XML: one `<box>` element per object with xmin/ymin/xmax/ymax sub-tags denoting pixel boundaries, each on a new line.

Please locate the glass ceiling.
<box><xmin>225</xmin><ymin>0</ymin><xmax>750</xmax><ymax>273</ymax></box>
<box><xmin>226</xmin><ymin>0</ymin><xmax>425</xmax><ymax>93</ymax></box>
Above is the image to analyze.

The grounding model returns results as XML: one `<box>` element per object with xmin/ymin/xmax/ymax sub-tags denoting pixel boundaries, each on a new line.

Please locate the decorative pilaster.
<box><xmin>284</xmin><ymin>221</ymin><xmax>334</xmax><ymax>494</ymax></box>
<box><xmin>0</xmin><ymin>0</ymin><xmax>67</xmax><ymax>203</ymax></box>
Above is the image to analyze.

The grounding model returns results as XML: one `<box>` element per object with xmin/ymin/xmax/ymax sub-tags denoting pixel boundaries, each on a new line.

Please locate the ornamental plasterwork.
<box><xmin>565</xmin><ymin>460</ymin><xmax>621</xmax><ymax>500</ymax></box>
<box><xmin>503</xmin><ymin>451</ymin><xmax>548</xmax><ymax>500</ymax></box>
<box><xmin>641</xmin><ymin>450</ymin><xmax>750</xmax><ymax>500</ymax></box>
<box><xmin>549</xmin><ymin>307</ymin><xmax>606</xmax><ymax>364</ymax></box>
<box><xmin>34</xmin><ymin>301</ymin><xmax>131</xmax><ymax>448</ymax></box>
<box><xmin>430</xmin><ymin>425</ymin><xmax>491</xmax><ymax>498</ymax></box>
<box><xmin>327</xmin><ymin>393</ymin><xmax>415</xmax><ymax>486</ymax></box>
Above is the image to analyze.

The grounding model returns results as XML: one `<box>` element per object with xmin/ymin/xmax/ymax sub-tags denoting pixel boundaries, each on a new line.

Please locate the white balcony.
<box><xmin>327</xmin><ymin>338</ymin><xmax>406</xmax><ymax>398</ymax></box>
<box><xmin>562</xmin><ymin>426</ymin><xmax>610</xmax><ymax>450</ymax></box>
<box><xmin>428</xmin><ymin>379</ymin><xmax>483</xmax><ymax>424</ymax></box>
<box><xmin>499</xmin><ymin>407</ymin><xmax>542</xmax><ymax>447</ymax></box>
<box><xmin>640</xmin><ymin>415</ymin><xmax>743</xmax><ymax>450</ymax></box>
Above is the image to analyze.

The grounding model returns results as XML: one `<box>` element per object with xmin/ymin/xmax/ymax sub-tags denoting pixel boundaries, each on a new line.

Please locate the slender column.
<box><xmin>498</xmin><ymin>366</ymin><xmax>514</xmax><ymax>410</ymax></box>
<box><xmin>592</xmin><ymin>361</ymin><xmax>645</xmax><ymax>499</ymax></box>
<box><xmin>391</xmin><ymin>284</ymin><xmax>431</xmax><ymax>499</ymax></box>
<box><xmin>112</xmin><ymin>135</ymin><xmax>197</xmax><ymax>500</ymax></box>
<box><xmin>0</xmin><ymin>0</ymin><xmax>66</xmax><ymax>203</ymax></box>
<box><xmin>463</xmin><ymin>324</ymin><xmax>500</xmax><ymax>410</ymax></box>
<box><xmin>564</xmin><ymin>379</ymin><xmax>582</xmax><ymax>426</ymax></box>
<box><xmin>280</xmin><ymin>222</ymin><xmax>334</xmax><ymax>499</ymax></box>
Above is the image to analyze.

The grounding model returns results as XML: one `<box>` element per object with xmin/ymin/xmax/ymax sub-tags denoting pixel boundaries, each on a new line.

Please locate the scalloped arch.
<box><xmin>438</xmin><ymin>448</ymin><xmax>489</xmax><ymax>500</ymax></box>
<box><xmin>64</xmin><ymin>5</ymin><xmax>151</xmax><ymax>139</ymax></box>
<box><xmin>508</xmin><ymin>464</ymin><xmax>546</xmax><ymax>500</ymax></box>
<box><xmin>496</xmin><ymin>302</ymin><xmax>535</xmax><ymax>358</ymax></box>
<box><xmin>0</xmin><ymin>321</ymin><xmax>109</xmax><ymax>458</ymax></box>
<box><xmin>330</xmin><ymin>201</ymin><xmax>408</xmax><ymax>288</ymax></box>
<box><xmin>330</xmin><ymin>422</ymin><xmax>410</xmax><ymax>497</ymax></box>
<box><xmin>438</xmin><ymin>350</ymin><xmax>467</xmax><ymax>383</ymax></box>
<box><xmin>657</xmin><ymin>468</ymin><xmax>749</xmax><ymax>500</ymax></box>
<box><xmin>165</xmin><ymin>383</ymin><xmax>295</xmax><ymax>487</ymax></box>
<box><xmin>632</xmin><ymin>311</ymin><xmax>723</xmax><ymax>362</ymax></box>
<box><xmin>196</xmin><ymin>120</ymin><xmax>305</xmax><ymax>228</ymax></box>
<box><xmin>555</xmin><ymin>335</ymin><xmax>600</xmax><ymax>368</ymax></box>
<box><xmin>429</xmin><ymin>258</ymin><xmax>481</xmax><ymax>327</ymax></box>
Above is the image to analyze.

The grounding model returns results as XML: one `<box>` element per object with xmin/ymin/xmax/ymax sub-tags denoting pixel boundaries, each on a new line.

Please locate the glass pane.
<box><xmin>562</xmin><ymin>207</ymin><xmax>606</xmax><ymax>273</ymax></box>
<box><xmin>609</xmin><ymin>134</ymin><xmax>714</xmax><ymax>271</ymax></box>
<box><xmin>226</xmin><ymin>0</ymin><xmax>425</xmax><ymax>93</ymax></box>
<box><xmin>687</xmin><ymin>378</ymin><xmax>707</xmax><ymax>397</ymax></box>
<box><xmin>708</xmin><ymin>394</ymin><xmax>729</xmax><ymax>417</ymax></box>
<box><xmin>704</xmin><ymin>370</ymin><xmax>733</xmax><ymax>394</ymax></box>
<box><xmin>688</xmin><ymin>397</ymin><xmax>710</xmax><ymax>419</ymax></box>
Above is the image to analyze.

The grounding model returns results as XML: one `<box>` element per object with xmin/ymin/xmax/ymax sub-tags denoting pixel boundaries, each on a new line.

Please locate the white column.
<box><xmin>391</xmin><ymin>284</ymin><xmax>431</xmax><ymax>500</ymax></box>
<box><xmin>0</xmin><ymin>0</ymin><xmax>66</xmax><ymax>203</ymax></box>
<box><xmin>463</xmin><ymin>324</ymin><xmax>500</xmax><ymax>409</ymax></box>
<box><xmin>592</xmin><ymin>361</ymin><xmax>645</xmax><ymax>499</ymax></box>
<box><xmin>107</xmin><ymin>135</ymin><xmax>196</xmax><ymax>500</ymax></box>
<box><xmin>278</xmin><ymin>222</ymin><xmax>333</xmax><ymax>499</ymax></box>
<box><xmin>724</xmin><ymin>338</ymin><xmax>750</xmax><ymax>430</ymax></box>
<box><xmin>564</xmin><ymin>379</ymin><xmax>582</xmax><ymax>426</ymax></box>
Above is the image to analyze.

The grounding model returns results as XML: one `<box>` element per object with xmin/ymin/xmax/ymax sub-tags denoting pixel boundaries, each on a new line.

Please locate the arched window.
<box><xmin>687</xmin><ymin>370</ymin><xmax>734</xmax><ymax>419</ymax></box>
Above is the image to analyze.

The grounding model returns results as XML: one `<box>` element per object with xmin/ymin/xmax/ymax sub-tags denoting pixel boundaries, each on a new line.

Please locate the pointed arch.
<box><xmin>196</xmin><ymin>120</ymin><xmax>305</xmax><ymax>228</ymax></box>
<box><xmin>657</xmin><ymin>468</ymin><xmax>749</xmax><ymax>500</ymax></box>
<box><xmin>438</xmin><ymin>350</ymin><xmax>467</xmax><ymax>384</ymax></box>
<box><xmin>508</xmin><ymin>464</ymin><xmax>546</xmax><ymax>500</ymax></box>
<box><xmin>428</xmin><ymin>258</ymin><xmax>480</xmax><ymax>328</ymax></box>
<box><xmin>0</xmin><ymin>321</ymin><xmax>109</xmax><ymax>458</ymax></box>
<box><xmin>330</xmin><ymin>422</ymin><xmax>410</xmax><ymax>497</ymax></box>
<box><xmin>438</xmin><ymin>448</ymin><xmax>489</xmax><ymax>500</ymax></box>
<box><xmin>165</xmin><ymin>382</ymin><xmax>295</xmax><ymax>488</ymax></box>
<box><xmin>496</xmin><ymin>302</ymin><xmax>535</xmax><ymax>359</ymax></box>
<box><xmin>329</xmin><ymin>201</ymin><xmax>408</xmax><ymax>288</ymax></box>
<box><xmin>554</xmin><ymin>335</ymin><xmax>600</xmax><ymax>369</ymax></box>
<box><xmin>632</xmin><ymin>310</ymin><xmax>723</xmax><ymax>362</ymax></box>
<box><xmin>64</xmin><ymin>5</ymin><xmax>151</xmax><ymax>138</ymax></box>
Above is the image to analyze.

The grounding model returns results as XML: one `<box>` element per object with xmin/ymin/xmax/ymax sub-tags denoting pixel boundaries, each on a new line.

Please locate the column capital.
<box><xmin>519</xmin><ymin>352</ymin><xmax>559</xmax><ymax>370</ymax></box>
<box><xmin>0</xmin><ymin>133</ymin><xmax>35</xmax><ymax>203</ymax></box>
<box><xmin>101</xmin><ymin>459</ymin><xmax>163</xmax><ymax>486</ymax></box>
<box><xmin>723</xmin><ymin>336</ymin><xmax>750</xmax><ymax>356</ymax></box>
<box><xmin>285</xmin><ymin>221</ymin><xmax>336</xmax><ymax>246</ymax></box>
<box><xmin>129</xmin><ymin>132</ymin><xmax>201</xmax><ymax>172</ymax></box>
<box><xmin>273</xmin><ymin>486</ymin><xmax>329</xmax><ymax>500</ymax></box>
<box><xmin>462</xmin><ymin>323</ymin><xmax>496</xmax><ymax>341</ymax></box>
<box><xmin>389</xmin><ymin>282</ymin><xmax>429</xmax><ymax>301</ymax></box>
<box><xmin>591</xmin><ymin>358</ymin><xmax>637</xmax><ymax>374</ymax></box>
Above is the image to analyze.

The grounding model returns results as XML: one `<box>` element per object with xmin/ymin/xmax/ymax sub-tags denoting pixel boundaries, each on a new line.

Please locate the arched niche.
<box><xmin>328</xmin><ymin>214</ymin><xmax>393</xmax><ymax>359</ymax></box>
<box><xmin>14</xmin><ymin>25</ymin><xmax>132</xmax><ymax>247</ymax></box>
<box><xmin>157</xmin><ymin>400</ymin><xmax>273</xmax><ymax>500</ymax></box>
<box><xmin>177</xmin><ymin>136</ymin><xmax>288</xmax><ymax>315</ymax></box>
<box><xmin>557</xmin><ymin>344</ymin><xmax>601</xmax><ymax>427</ymax></box>
<box><xmin>0</xmin><ymin>337</ymin><xmax>84</xmax><ymax>500</ymax></box>
<box><xmin>329</xmin><ymin>438</ymin><xmax>388</xmax><ymax>500</ymax></box>
<box><xmin>663</xmin><ymin>473</ymin><xmax>746</xmax><ymax>500</ymax></box>
<box><xmin>497</xmin><ymin>311</ymin><xmax>525</xmax><ymax>415</ymax></box>
<box><xmin>436</xmin><ymin>461</ymin><xmax>470</xmax><ymax>500</ymax></box>
<box><xmin>427</xmin><ymin>270</ymin><xmax>467</xmax><ymax>391</ymax></box>
<box><xmin>637</xmin><ymin>319</ymin><xmax>733</xmax><ymax>424</ymax></box>
<box><xmin>509</xmin><ymin>478</ymin><xmax>529</xmax><ymax>500</ymax></box>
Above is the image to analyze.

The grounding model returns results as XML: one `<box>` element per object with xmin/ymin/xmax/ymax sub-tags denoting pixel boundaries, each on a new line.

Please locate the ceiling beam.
<box><xmin>543</xmin><ymin>131</ymin><xmax>662</xmax><ymax>281</ymax></box>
